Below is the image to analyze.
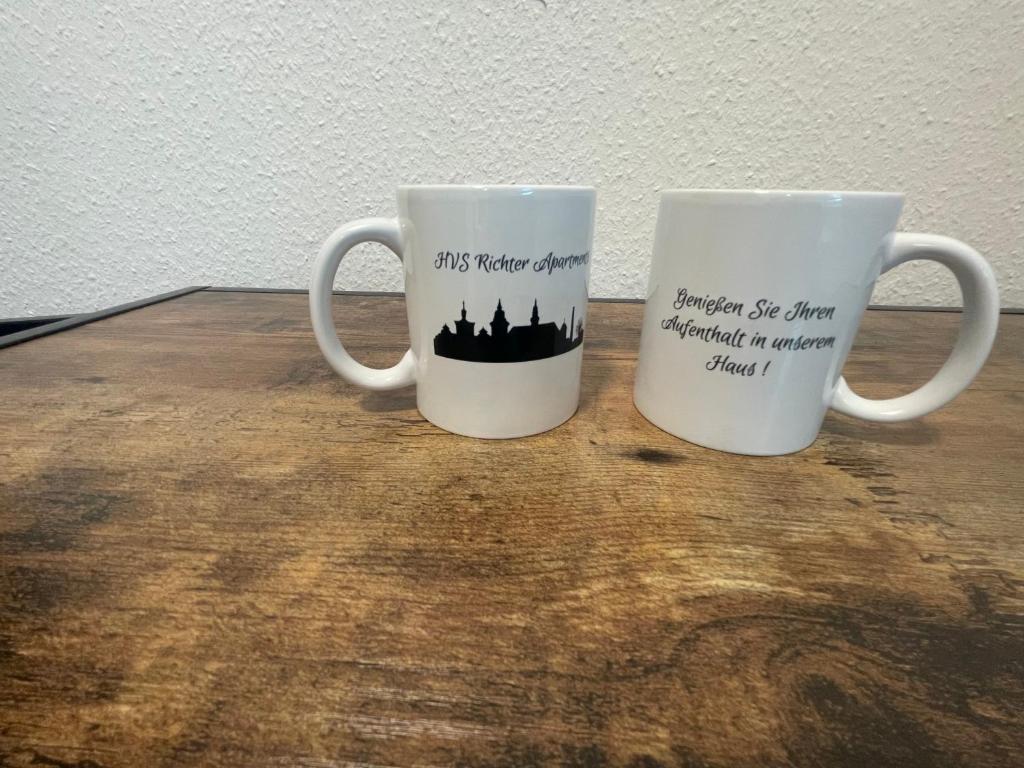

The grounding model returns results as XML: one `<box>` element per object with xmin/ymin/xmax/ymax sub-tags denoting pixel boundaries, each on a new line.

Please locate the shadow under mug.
<box><xmin>633</xmin><ymin>189</ymin><xmax>999</xmax><ymax>456</ymax></box>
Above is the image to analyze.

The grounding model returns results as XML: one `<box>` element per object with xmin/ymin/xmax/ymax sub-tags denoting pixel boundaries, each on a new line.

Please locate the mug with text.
<box><xmin>633</xmin><ymin>189</ymin><xmax>999</xmax><ymax>455</ymax></box>
<box><xmin>311</xmin><ymin>184</ymin><xmax>596</xmax><ymax>438</ymax></box>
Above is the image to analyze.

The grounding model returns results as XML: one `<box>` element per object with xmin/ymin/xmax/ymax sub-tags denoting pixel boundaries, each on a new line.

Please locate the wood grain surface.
<box><xmin>1</xmin><ymin>290</ymin><xmax>1022</xmax><ymax>768</ymax></box>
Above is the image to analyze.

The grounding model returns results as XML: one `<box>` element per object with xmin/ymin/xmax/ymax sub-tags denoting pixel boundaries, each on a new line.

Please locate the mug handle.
<box><xmin>831</xmin><ymin>233</ymin><xmax>999</xmax><ymax>422</ymax></box>
<box><xmin>309</xmin><ymin>218</ymin><xmax>417</xmax><ymax>391</ymax></box>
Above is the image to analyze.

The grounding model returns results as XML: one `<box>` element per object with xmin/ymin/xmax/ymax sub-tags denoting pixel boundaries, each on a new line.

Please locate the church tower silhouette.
<box><xmin>454</xmin><ymin>301</ymin><xmax>474</xmax><ymax>339</ymax></box>
<box><xmin>490</xmin><ymin>299</ymin><xmax>509</xmax><ymax>339</ymax></box>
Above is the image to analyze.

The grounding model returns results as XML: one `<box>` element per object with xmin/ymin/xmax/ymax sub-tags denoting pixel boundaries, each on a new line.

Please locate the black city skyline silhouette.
<box><xmin>434</xmin><ymin>299</ymin><xmax>584</xmax><ymax>363</ymax></box>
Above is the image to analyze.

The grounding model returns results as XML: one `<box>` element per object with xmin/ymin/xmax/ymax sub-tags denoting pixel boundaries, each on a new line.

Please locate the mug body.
<box><xmin>398</xmin><ymin>185</ymin><xmax>595</xmax><ymax>438</ymax></box>
<box><xmin>634</xmin><ymin>189</ymin><xmax>905</xmax><ymax>455</ymax></box>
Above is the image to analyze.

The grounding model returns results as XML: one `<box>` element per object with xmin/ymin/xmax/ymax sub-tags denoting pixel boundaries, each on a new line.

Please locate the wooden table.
<box><xmin>2</xmin><ymin>289</ymin><xmax>1022</xmax><ymax>768</ymax></box>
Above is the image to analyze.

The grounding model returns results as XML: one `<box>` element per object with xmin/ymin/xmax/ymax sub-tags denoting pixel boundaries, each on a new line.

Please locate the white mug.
<box><xmin>311</xmin><ymin>184</ymin><xmax>596</xmax><ymax>438</ymax></box>
<box><xmin>634</xmin><ymin>190</ymin><xmax>999</xmax><ymax>456</ymax></box>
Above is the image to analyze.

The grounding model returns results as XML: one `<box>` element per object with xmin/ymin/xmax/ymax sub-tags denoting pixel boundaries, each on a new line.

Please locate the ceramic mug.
<box><xmin>634</xmin><ymin>189</ymin><xmax>999</xmax><ymax>455</ymax></box>
<box><xmin>311</xmin><ymin>184</ymin><xmax>596</xmax><ymax>438</ymax></box>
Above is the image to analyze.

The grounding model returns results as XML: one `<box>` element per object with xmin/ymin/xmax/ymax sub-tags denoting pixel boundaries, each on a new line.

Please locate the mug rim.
<box><xmin>661</xmin><ymin>188</ymin><xmax>904</xmax><ymax>200</ymax></box>
<box><xmin>398</xmin><ymin>183</ymin><xmax>595</xmax><ymax>193</ymax></box>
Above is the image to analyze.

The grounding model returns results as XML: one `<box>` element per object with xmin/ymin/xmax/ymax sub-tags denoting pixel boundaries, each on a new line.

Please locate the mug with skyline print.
<box><xmin>310</xmin><ymin>184</ymin><xmax>595</xmax><ymax>438</ymax></box>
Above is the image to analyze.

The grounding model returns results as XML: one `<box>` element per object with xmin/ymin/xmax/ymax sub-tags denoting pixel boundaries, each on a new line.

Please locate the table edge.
<box><xmin>0</xmin><ymin>286</ymin><xmax>208</xmax><ymax>351</ymax></box>
<box><xmin>2</xmin><ymin>287</ymin><xmax>1021</xmax><ymax>352</ymax></box>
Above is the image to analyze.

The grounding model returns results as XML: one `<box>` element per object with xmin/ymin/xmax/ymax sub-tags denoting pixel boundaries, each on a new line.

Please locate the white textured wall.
<box><xmin>2</xmin><ymin>1</ymin><xmax>1022</xmax><ymax>316</ymax></box>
